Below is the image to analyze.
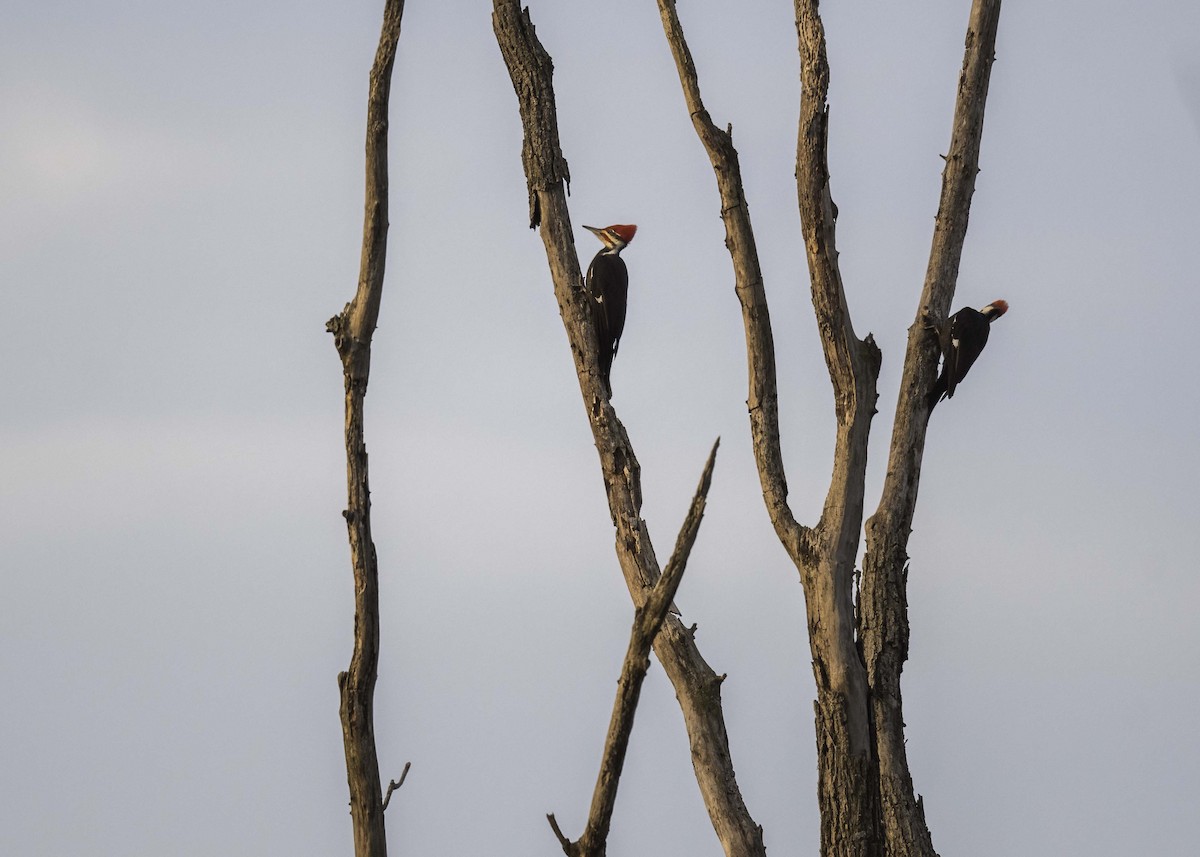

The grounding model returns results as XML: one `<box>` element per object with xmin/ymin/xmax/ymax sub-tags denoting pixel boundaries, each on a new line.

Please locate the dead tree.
<box><xmin>657</xmin><ymin>0</ymin><xmax>1003</xmax><ymax>855</ymax></box>
<box><xmin>325</xmin><ymin>2</ymin><xmax>406</xmax><ymax>855</ymax></box>
<box><xmin>493</xmin><ymin>3</ymin><xmax>766</xmax><ymax>855</ymax></box>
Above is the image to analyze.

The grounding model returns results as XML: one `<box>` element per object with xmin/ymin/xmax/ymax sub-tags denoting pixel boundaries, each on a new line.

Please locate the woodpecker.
<box><xmin>927</xmin><ymin>299</ymin><xmax>1009</xmax><ymax>410</ymax></box>
<box><xmin>583</xmin><ymin>223</ymin><xmax>637</xmax><ymax>397</ymax></box>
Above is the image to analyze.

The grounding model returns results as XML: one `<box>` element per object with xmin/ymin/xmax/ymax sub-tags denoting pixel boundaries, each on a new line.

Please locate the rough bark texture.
<box><xmin>860</xmin><ymin>4</ymin><xmax>1003</xmax><ymax>857</ymax></box>
<box><xmin>551</xmin><ymin>441</ymin><xmax>721</xmax><ymax>857</ymax></box>
<box><xmin>792</xmin><ymin>5</ymin><xmax>885</xmax><ymax>854</ymax></box>
<box><xmin>493</xmin><ymin>5</ymin><xmax>765</xmax><ymax>856</ymax></box>
<box><xmin>325</xmin><ymin>2</ymin><xmax>405</xmax><ymax>856</ymax></box>
<box><xmin>662</xmin><ymin>0</ymin><xmax>1003</xmax><ymax>855</ymax></box>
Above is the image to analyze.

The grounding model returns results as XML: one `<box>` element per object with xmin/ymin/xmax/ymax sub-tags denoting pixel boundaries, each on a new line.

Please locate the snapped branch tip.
<box><xmin>546</xmin><ymin>813</ymin><xmax>572</xmax><ymax>852</ymax></box>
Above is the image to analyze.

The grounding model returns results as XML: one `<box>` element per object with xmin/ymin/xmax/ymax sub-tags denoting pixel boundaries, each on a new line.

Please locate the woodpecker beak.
<box><xmin>583</xmin><ymin>223</ymin><xmax>635</xmax><ymax>252</ymax></box>
<box><xmin>583</xmin><ymin>224</ymin><xmax>620</xmax><ymax>252</ymax></box>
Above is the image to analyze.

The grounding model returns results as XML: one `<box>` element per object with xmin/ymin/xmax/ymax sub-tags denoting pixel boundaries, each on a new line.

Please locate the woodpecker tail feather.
<box><xmin>927</xmin><ymin>373</ymin><xmax>948</xmax><ymax>412</ymax></box>
<box><xmin>597</xmin><ymin>348</ymin><xmax>615</xmax><ymax>399</ymax></box>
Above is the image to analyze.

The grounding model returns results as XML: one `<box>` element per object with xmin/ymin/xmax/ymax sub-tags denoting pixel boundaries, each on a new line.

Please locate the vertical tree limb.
<box><xmin>792</xmin><ymin>5</ymin><xmax>888</xmax><ymax>849</ymax></box>
<box><xmin>791</xmin><ymin>5</ymin><xmax>885</xmax><ymax>851</ymax></box>
<box><xmin>325</xmin><ymin>2</ymin><xmax>405</xmax><ymax>856</ymax></box>
<box><xmin>654</xmin><ymin>0</ymin><xmax>807</xmax><ymax>562</ymax></box>
<box><xmin>493</xmin><ymin>5</ymin><xmax>765</xmax><ymax>855</ymax></box>
<box><xmin>860</xmin><ymin>3</ymin><xmax>1003</xmax><ymax>856</ymax></box>
<box><xmin>550</xmin><ymin>440</ymin><xmax>721</xmax><ymax>857</ymax></box>
<box><xmin>660</xmin><ymin>0</ymin><xmax>883</xmax><ymax>852</ymax></box>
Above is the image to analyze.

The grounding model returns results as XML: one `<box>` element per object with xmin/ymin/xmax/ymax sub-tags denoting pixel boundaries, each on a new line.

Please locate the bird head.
<box><xmin>982</xmin><ymin>299</ymin><xmax>1009</xmax><ymax>319</ymax></box>
<box><xmin>584</xmin><ymin>224</ymin><xmax>637</xmax><ymax>254</ymax></box>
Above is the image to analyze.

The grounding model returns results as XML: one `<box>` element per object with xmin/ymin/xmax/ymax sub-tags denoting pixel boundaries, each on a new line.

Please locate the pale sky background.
<box><xmin>3</xmin><ymin>1</ymin><xmax>1199</xmax><ymax>855</ymax></box>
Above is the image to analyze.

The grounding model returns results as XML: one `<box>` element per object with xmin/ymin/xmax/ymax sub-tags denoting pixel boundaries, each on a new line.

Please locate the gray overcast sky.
<box><xmin>3</xmin><ymin>1</ymin><xmax>1199</xmax><ymax>854</ymax></box>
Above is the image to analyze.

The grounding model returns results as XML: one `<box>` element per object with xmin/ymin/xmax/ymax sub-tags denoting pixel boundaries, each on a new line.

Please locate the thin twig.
<box><xmin>381</xmin><ymin>761</ymin><xmax>412</xmax><ymax>811</ymax></box>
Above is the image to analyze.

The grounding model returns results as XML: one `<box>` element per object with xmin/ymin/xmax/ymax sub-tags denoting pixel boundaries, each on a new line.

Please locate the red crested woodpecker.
<box><xmin>928</xmin><ymin>299</ymin><xmax>1009</xmax><ymax>410</ymax></box>
<box><xmin>583</xmin><ymin>223</ymin><xmax>637</xmax><ymax>397</ymax></box>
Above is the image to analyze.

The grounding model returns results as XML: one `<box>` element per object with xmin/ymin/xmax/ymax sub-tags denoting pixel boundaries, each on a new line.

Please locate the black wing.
<box><xmin>586</xmin><ymin>252</ymin><xmax>629</xmax><ymax>393</ymax></box>
<box><xmin>944</xmin><ymin>307</ymin><xmax>990</xmax><ymax>398</ymax></box>
<box><xmin>928</xmin><ymin>306</ymin><xmax>991</xmax><ymax>409</ymax></box>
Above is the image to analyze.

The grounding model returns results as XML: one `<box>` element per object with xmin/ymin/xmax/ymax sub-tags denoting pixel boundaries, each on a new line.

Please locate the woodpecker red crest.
<box><xmin>607</xmin><ymin>224</ymin><xmax>637</xmax><ymax>244</ymax></box>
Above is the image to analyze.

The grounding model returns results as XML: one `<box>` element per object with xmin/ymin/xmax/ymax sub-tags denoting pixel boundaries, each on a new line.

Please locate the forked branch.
<box><xmin>663</xmin><ymin>1</ymin><xmax>1003</xmax><ymax>854</ymax></box>
<box><xmin>664</xmin><ymin>0</ymin><xmax>885</xmax><ymax>848</ymax></box>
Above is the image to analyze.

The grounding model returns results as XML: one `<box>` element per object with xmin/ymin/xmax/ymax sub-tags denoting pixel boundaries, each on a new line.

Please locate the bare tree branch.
<box><xmin>553</xmin><ymin>440</ymin><xmax>720</xmax><ymax>857</ymax></box>
<box><xmin>381</xmin><ymin>762</ymin><xmax>412</xmax><ymax>811</ymax></box>
<box><xmin>493</xmin><ymin>5</ymin><xmax>765</xmax><ymax>855</ymax></box>
<box><xmin>325</xmin><ymin>2</ymin><xmax>405</xmax><ymax>856</ymax></box>
<box><xmin>657</xmin><ymin>438</ymin><xmax>721</xmax><ymax>610</ymax></box>
<box><xmin>656</xmin><ymin>0</ymin><xmax>811</xmax><ymax>565</ymax></box>
<box><xmin>329</xmin><ymin>0</ymin><xmax>406</xmax><ymax>380</ymax></box>
<box><xmin>547</xmin><ymin>813</ymin><xmax>572</xmax><ymax>852</ymax></box>
<box><xmin>860</xmin><ymin>3</ymin><xmax>1003</xmax><ymax>856</ymax></box>
<box><xmin>793</xmin><ymin>4</ymin><xmax>882</xmax><ymax>423</ymax></box>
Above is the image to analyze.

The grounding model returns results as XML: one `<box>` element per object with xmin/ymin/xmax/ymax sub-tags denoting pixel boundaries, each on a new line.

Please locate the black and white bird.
<box><xmin>583</xmin><ymin>223</ymin><xmax>637</xmax><ymax>397</ymax></box>
<box><xmin>927</xmin><ymin>299</ymin><xmax>1009</xmax><ymax>410</ymax></box>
